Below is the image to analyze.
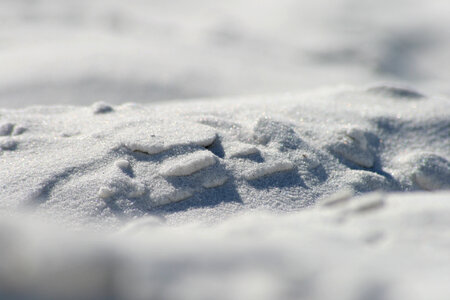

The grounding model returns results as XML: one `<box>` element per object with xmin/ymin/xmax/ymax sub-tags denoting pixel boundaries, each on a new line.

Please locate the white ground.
<box><xmin>1</xmin><ymin>0</ymin><xmax>450</xmax><ymax>107</ymax></box>
<box><xmin>0</xmin><ymin>1</ymin><xmax>450</xmax><ymax>300</ymax></box>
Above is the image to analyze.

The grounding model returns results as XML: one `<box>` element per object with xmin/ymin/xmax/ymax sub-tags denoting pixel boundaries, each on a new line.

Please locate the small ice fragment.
<box><xmin>410</xmin><ymin>154</ymin><xmax>450</xmax><ymax>190</ymax></box>
<box><xmin>125</xmin><ymin>142</ymin><xmax>167</xmax><ymax>155</ymax></box>
<box><xmin>92</xmin><ymin>102</ymin><xmax>114</xmax><ymax>114</ymax></box>
<box><xmin>243</xmin><ymin>160</ymin><xmax>294</xmax><ymax>180</ymax></box>
<box><xmin>194</xmin><ymin>133</ymin><xmax>217</xmax><ymax>148</ymax></box>
<box><xmin>227</xmin><ymin>143</ymin><xmax>259</xmax><ymax>158</ymax></box>
<box><xmin>329</xmin><ymin>128</ymin><xmax>374</xmax><ymax>168</ymax></box>
<box><xmin>98</xmin><ymin>187</ymin><xmax>114</xmax><ymax>199</ymax></box>
<box><xmin>0</xmin><ymin>123</ymin><xmax>14</xmax><ymax>136</ymax></box>
<box><xmin>153</xmin><ymin>189</ymin><xmax>194</xmax><ymax>205</ymax></box>
<box><xmin>202</xmin><ymin>175</ymin><xmax>228</xmax><ymax>188</ymax></box>
<box><xmin>159</xmin><ymin>151</ymin><xmax>217</xmax><ymax>177</ymax></box>
<box><xmin>115</xmin><ymin>159</ymin><xmax>130</xmax><ymax>170</ymax></box>
<box><xmin>128</xmin><ymin>182</ymin><xmax>146</xmax><ymax>198</ymax></box>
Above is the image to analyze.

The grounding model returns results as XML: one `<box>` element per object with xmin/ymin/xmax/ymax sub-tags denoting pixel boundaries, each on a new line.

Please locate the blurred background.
<box><xmin>1</xmin><ymin>0</ymin><xmax>449</xmax><ymax>108</ymax></box>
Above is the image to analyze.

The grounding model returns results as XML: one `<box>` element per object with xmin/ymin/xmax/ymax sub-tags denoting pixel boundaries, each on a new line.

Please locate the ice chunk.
<box><xmin>114</xmin><ymin>159</ymin><xmax>130</xmax><ymax>170</ymax></box>
<box><xmin>152</xmin><ymin>189</ymin><xmax>194</xmax><ymax>205</ymax></box>
<box><xmin>410</xmin><ymin>154</ymin><xmax>450</xmax><ymax>190</ymax></box>
<box><xmin>202</xmin><ymin>175</ymin><xmax>228</xmax><ymax>188</ymax></box>
<box><xmin>329</xmin><ymin>128</ymin><xmax>374</xmax><ymax>168</ymax></box>
<box><xmin>125</xmin><ymin>141</ymin><xmax>167</xmax><ymax>155</ymax></box>
<box><xmin>120</xmin><ymin>121</ymin><xmax>217</xmax><ymax>155</ymax></box>
<box><xmin>159</xmin><ymin>151</ymin><xmax>217</xmax><ymax>177</ymax></box>
<box><xmin>98</xmin><ymin>187</ymin><xmax>115</xmax><ymax>199</ymax></box>
<box><xmin>226</xmin><ymin>142</ymin><xmax>259</xmax><ymax>158</ymax></box>
<box><xmin>243</xmin><ymin>160</ymin><xmax>294</xmax><ymax>180</ymax></box>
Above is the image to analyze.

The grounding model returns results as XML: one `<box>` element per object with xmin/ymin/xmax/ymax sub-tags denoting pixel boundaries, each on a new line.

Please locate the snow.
<box><xmin>327</xmin><ymin>127</ymin><xmax>375</xmax><ymax>168</ymax></box>
<box><xmin>92</xmin><ymin>101</ymin><xmax>114</xmax><ymax>114</ymax></box>
<box><xmin>114</xmin><ymin>159</ymin><xmax>130</xmax><ymax>170</ymax></box>
<box><xmin>242</xmin><ymin>160</ymin><xmax>295</xmax><ymax>181</ymax></box>
<box><xmin>0</xmin><ymin>86</ymin><xmax>447</xmax><ymax>226</ymax></box>
<box><xmin>2</xmin><ymin>0</ymin><xmax>450</xmax><ymax>108</ymax></box>
<box><xmin>1</xmin><ymin>191</ymin><xmax>450</xmax><ymax>300</ymax></box>
<box><xmin>159</xmin><ymin>151</ymin><xmax>217</xmax><ymax>177</ymax></box>
<box><xmin>0</xmin><ymin>123</ymin><xmax>14</xmax><ymax>136</ymax></box>
<box><xmin>225</xmin><ymin>142</ymin><xmax>260</xmax><ymax>158</ymax></box>
<box><xmin>0</xmin><ymin>0</ymin><xmax>450</xmax><ymax>299</ymax></box>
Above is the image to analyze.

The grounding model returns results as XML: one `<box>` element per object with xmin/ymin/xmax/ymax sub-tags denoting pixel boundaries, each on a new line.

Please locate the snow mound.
<box><xmin>0</xmin><ymin>86</ymin><xmax>448</xmax><ymax>227</ymax></box>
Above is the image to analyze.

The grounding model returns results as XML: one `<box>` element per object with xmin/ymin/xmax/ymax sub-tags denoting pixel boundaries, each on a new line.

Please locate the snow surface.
<box><xmin>0</xmin><ymin>86</ymin><xmax>449</xmax><ymax>300</ymax></box>
<box><xmin>1</xmin><ymin>0</ymin><xmax>450</xmax><ymax>108</ymax></box>
<box><xmin>1</xmin><ymin>86</ymin><xmax>448</xmax><ymax>228</ymax></box>
<box><xmin>1</xmin><ymin>1</ymin><xmax>450</xmax><ymax>299</ymax></box>
<box><xmin>1</xmin><ymin>192</ymin><xmax>450</xmax><ymax>300</ymax></box>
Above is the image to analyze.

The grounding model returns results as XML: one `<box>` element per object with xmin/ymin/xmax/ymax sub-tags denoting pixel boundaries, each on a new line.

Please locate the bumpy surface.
<box><xmin>0</xmin><ymin>86</ymin><xmax>448</xmax><ymax>228</ymax></box>
<box><xmin>0</xmin><ymin>86</ymin><xmax>449</xmax><ymax>300</ymax></box>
